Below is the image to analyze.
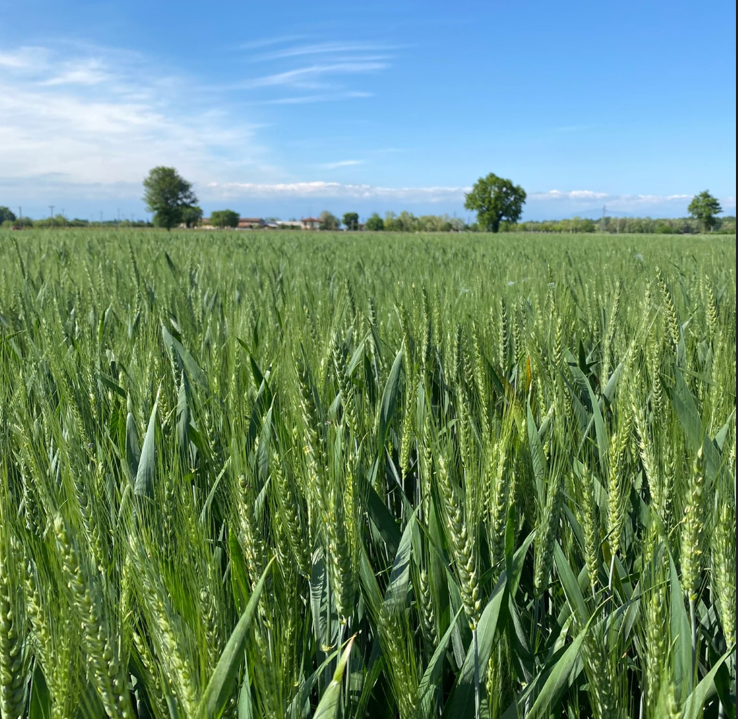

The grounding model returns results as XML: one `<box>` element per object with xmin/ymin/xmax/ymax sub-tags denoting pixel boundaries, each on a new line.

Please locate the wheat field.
<box><xmin>0</xmin><ymin>230</ymin><xmax>735</xmax><ymax>718</ymax></box>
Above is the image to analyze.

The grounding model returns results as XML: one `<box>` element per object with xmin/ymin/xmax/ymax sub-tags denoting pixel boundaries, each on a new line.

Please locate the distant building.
<box><xmin>238</xmin><ymin>218</ymin><xmax>265</xmax><ymax>229</ymax></box>
<box><xmin>301</xmin><ymin>217</ymin><xmax>322</xmax><ymax>231</ymax></box>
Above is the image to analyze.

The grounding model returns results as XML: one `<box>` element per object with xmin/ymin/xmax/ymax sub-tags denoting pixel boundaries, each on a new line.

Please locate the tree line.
<box><xmin>0</xmin><ymin>211</ymin><xmax>153</xmax><ymax>229</ymax></box>
<box><xmin>511</xmin><ymin>214</ymin><xmax>736</xmax><ymax>235</ymax></box>
<box><xmin>3</xmin><ymin>168</ymin><xmax>730</xmax><ymax>234</ymax></box>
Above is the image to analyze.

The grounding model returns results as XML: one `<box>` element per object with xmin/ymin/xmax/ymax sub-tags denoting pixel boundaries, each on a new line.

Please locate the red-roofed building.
<box><xmin>301</xmin><ymin>217</ymin><xmax>322</xmax><ymax>230</ymax></box>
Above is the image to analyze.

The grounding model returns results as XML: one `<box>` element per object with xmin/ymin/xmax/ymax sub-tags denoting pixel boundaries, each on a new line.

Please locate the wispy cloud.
<box><xmin>203</xmin><ymin>182</ymin><xmax>727</xmax><ymax>216</ymax></box>
<box><xmin>0</xmin><ymin>39</ymin><xmax>394</xmax><ymax>206</ymax></box>
<box><xmin>319</xmin><ymin>160</ymin><xmax>365</xmax><ymax>170</ymax></box>
<box><xmin>529</xmin><ymin>189</ymin><xmax>704</xmax><ymax>212</ymax></box>
<box><xmin>228</xmin><ymin>37</ymin><xmax>396</xmax><ymax>94</ymax></box>
<box><xmin>252</xmin><ymin>41</ymin><xmax>399</xmax><ymax>62</ymax></box>
<box><xmin>238</xmin><ymin>35</ymin><xmax>306</xmax><ymax>51</ymax></box>
<box><xmin>232</xmin><ymin>62</ymin><xmax>389</xmax><ymax>90</ymax></box>
<box><xmin>243</xmin><ymin>91</ymin><xmax>372</xmax><ymax>105</ymax></box>
<box><xmin>0</xmin><ymin>46</ymin><xmax>49</xmax><ymax>70</ymax></box>
<box><xmin>0</xmin><ymin>44</ymin><xmax>274</xmax><ymax>190</ymax></box>
<box><xmin>205</xmin><ymin>181</ymin><xmax>469</xmax><ymax>203</ymax></box>
<box><xmin>531</xmin><ymin>190</ymin><xmax>609</xmax><ymax>201</ymax></box>
<box><xmin>40</xmin><ymin>58</ymin><xmax>111</xmax><ymax>86</ymax></box>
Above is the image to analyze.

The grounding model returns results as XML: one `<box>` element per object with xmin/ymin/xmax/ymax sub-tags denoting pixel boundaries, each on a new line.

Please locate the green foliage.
<box><xmin>342</xmin><ymin>212</ymin><xmax>360</xmax><ymax>231</ymax></box>
<box><xmin>0</xmin><ymin>228</ymin><xmax>735</xmax><ymax>718</ymax></box>
<box><xmin>182</xmin><ymin>205</ymin><xmax>204</xmax><ymax>228</ymax></box>
<box><xmin>689</xmin><ymin>190</ymin><xmax>723</xmax><ymax>232</ymax></box>
<box><xmin>464</xmin><ymin>172</ymin><xmax>527</xmax><ymax>232</ymax></box>
<box><xmin>0</xmin><ymin>206</ymin><xmax>16</xmax><ymax>223</ymax></box>
<box><xmin>365</xmin><ymin>212</ymin><xmax>385</xmax><ymax>231</ymax></box>
<box><xmin>319</xmin><ymin>210</ymin><xmax>340</xmax><ymax>231</ymax></box>
<box><xmin>2</xmin><ymin>216</ymin><xmax>32</xmax><ymax>228</ymax></box>
<box><xmin>143</xmin><ymin>166</ymin><xmax>198</xmax><ymax>230</ymax></box>
<box><xmin>210</xmin><ymin>209</ymin><xmax>240</xmax><ymax>229</ymax></box>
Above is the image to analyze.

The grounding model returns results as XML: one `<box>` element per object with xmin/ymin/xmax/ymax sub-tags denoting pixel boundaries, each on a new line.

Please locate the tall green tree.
<box><xmin>0</xmin><ymin>207</ymin><xmax>16</xmax><ymax>224</ymax></box>
<box><xmin>365</xmin><ymin>213</ymin><xmax>385</xmax><ymax>231</ymax></box>
<box><xmin>319</xmin><ymin>211</ymin><xmax>340</xmax><ymax>231</ymax></box>
<box><xmin>464</xmin><ymin>173</ymin><xmax>527</xmax><ymax>233</ymax></box>
<box><xmin>182</xmin><ymin>206</ymin><xmax>204</xmax><ymax>228</ymax></box>
<box><xmin>384</xmin><ymin>212</ymin><xmax>399</xmax><ymax>232</ymax></box>
<box><xmin>342</xmin><ymin>212</ymin><xmax>360</xmax><ymax>231</ymax></box>
<box><xmin>210</xmin><ymin>210</ymin><xmax>240</xmax><ymax>229</ymax></box>
<box><xmin>688</xmin><ymin>191</ymin><xmax>723</xmax><ymax>232</ymax></box>
<box><xmin>398</xmin><ymin>211</ymin><xmax>420</xmax><ymax>232</ymax></box>
<box><xmin>142</xmin><ymin>167</ymin><xmax>198</xmax><ymax>230</ymax></box>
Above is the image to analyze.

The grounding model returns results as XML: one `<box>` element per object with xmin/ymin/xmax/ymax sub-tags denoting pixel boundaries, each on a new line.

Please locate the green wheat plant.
<box><xmin>0</xmin><ymin>228</ymin><xmax>734</xmax><ymax>718</ymax></box>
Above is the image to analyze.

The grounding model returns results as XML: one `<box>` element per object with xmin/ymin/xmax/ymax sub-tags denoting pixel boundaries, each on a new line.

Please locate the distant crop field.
<box><xmin>0</xmin><ymin>229</ymin><xmax>735</xmax><ymax>718</ymax></box>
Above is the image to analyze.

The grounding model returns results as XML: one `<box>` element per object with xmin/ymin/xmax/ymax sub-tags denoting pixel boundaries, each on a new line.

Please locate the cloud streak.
<box><xmin>252</xmin><ymin>41</ymin><xmax>399</xmax><ymax>62</ymax></box>
<box><xmin>204</xmin><ymin>181</ymin><xmax>469</xmax><ymax>203</ymax></box>
<box><xmin>529</xmin><ymin>190</ymin><xmax>709</xmax><ymax>213</ymax></box>
<box><xmin>248</xmin><ymin>91</ymin><xmax>372</xmax><ymax>105</ymax></box>
<box><xmin>232</xmin><ymin>62</ymin><xmax>389</xmax><ymax>89</ymax></box>
<box><xmin>0</xmin><ymin>39</ymin><xmax>392</xmax><ymax>197</ymax></box>
<box><xmin>203</xmin><ymin>182</ymin><xmax>731</xmax><ymax>215</ymax></box>
<box><xmin>319</xmin><ymin>160</ymin><xmax>365</xmax><ymax>170</ymax></box>
<box><xmin>0</xmin><ymin>44</ymin><xmax>275</xmax><ymax>188</ymax></box>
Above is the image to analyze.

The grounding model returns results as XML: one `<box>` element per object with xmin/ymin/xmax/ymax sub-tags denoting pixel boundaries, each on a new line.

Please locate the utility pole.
<box><xmin>100</xmin><ymin>211</ymin><xmax>103</xmax><ymax>225</ymax></box>
<box><xmin>49</xmin><ymin>205</ymin><xmax>54</xmax><ymax>218</ymax></box>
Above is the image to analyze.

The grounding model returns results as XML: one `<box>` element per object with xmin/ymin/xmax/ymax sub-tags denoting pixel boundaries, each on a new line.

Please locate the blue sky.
<box><xmin>0</xmin><ymin>0</ymin><xmax>735</xmax><ymax>221</ymax></box>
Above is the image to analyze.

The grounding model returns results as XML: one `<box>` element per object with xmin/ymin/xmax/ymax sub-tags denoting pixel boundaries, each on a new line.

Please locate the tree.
<box><xmin>210</xmin><ymin>210</ymin><xmax>240</xmax><ymax>229</ymax></box>
<box><xmin>342</xmin><ymin>212</ymin><xmax>360</xmax><ymax>231</ymax></box>
<box><xmin>319</xmin><ymin>211</ymin><xmax>340</xmax><ymax>231</ymax></box>
<box><xmin>0</xmin><ymin>207</ymin><xmax>16</xmax><ymax>224</ymax></box>
<box><xmin>464</xmin><ymin>173</ymin><xmax>527</xmax><ymax>233</ymax></box>
<box><xmin>398</xmin><ymin>211</ymin><xmax>420</xmax><ymax>232</ymax></box>
<box><xmin>688</xmin><ymin>191</ymin><xmax>723</xmax><ymax>232</ymax></box>
<box><xmin>182</xmin><ymin>206</ymin><xmax>204</xmax><ymax>228</ymax></box>
<box><xmin>366</xmin><ymin>213</ymin><xmax>384</xmax><ymax>231</ymax></box>
<box><xmin>384</xmin><ymin>212</ymin><xmax>399</xmax><ymax>232</ymax></box>
<box><xmin>142</xmin><ymin>167</ymin><xmax>198</xmax><ymax>230</ymax></box>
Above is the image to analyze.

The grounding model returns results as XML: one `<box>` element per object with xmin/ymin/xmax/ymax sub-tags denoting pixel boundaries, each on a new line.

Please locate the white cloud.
<box><xmin>202</xmin><ymin>182</ymin><xmax>734</xmax><ymax>215</ymax></box>
<box><xmin>253</xmin><ymin>41</ymin><xmax>399</xmax><ymax>62</ymax></box>
<box><xmin>232</xmin><ymin>62</ymin><xmax>389</xmax><ymax>90</ymax></box>
<box><xmin>0</xmin><ymin>40</ymin><xmax>394</xmax><ymax>206</ymax></box>
<box><xmin>246</xmin><ymin>91</ymin><xmax>372</xmax><ymax>105</ymax></box>
<box><xmin>0</xmin><ymin>43</ymin><xmax>275</xmax><ymax>190</ymax></box>
<box><xmin>532</xmin><ymin>190</ymin><xmax>609</xmax><ymax>201</ymax></box>
<box><xmin>319</xmin><ymin>160</ymin><xmax>365</xmax><ymax>170</ymax></box>
<box><xmin>237</xmin><ymin>35</ymin><xmax>306</xmax><ymax>51</ymax></box>
<box><xmin>0</xmin><ymin>46</ymin><xmax>50</xmax><ymax>70</ymax></box>
<box><xmin>40</xmin><ymin>59</ymin><xmax>111</xmax><ymax>87</ymax></box>
<box><xmin>204</xmin><ymin>181</ymin><xmax>470</xmax><ymax>203</ymax></box>
<box><xmin>528</xmin><ymin>190</ymin><xmax>717</xmax><ymax>213</ymax></box>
